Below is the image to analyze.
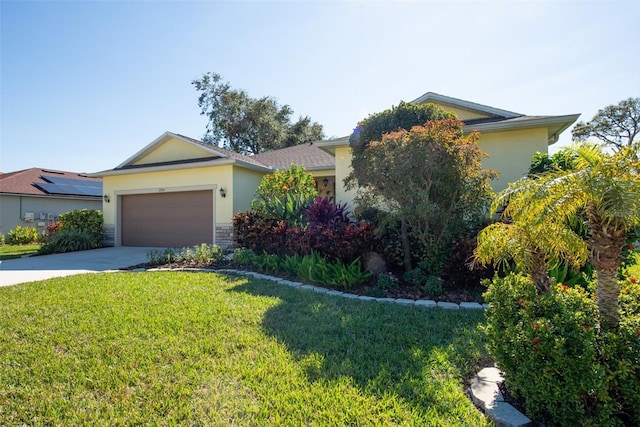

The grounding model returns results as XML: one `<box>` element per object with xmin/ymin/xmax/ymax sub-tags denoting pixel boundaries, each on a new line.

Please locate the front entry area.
<box><xmin>120</xmin><ymin>190</ymin><xmax>214</xmax><ymax>247</ymax></box>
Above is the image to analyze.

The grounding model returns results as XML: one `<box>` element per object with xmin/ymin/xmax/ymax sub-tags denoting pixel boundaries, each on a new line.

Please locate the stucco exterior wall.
<box><xmin>435</xmin><ymin>105</ymin><xmax>487</xmax><ymax>121</ymax></box>
<box><xmin>0</xmin><ymin>194</ymin><xmax>102</xmax><ymax>239</ymax></box>
<box><xmin>333</xmin><ymin>146</ymin><xmax>357</xmax><ymax>207</ymax></box>
<box><xmin>232</xmin><ymin>167</ymin><xmax>266</xmax><ymax>215</ymax></box>
<box><xmin>134</xmin><ymin>138</ymin><xmax>215</xmax><ymax>165</ymax></box>
<box><xmin>478</xmin><ymin>127</ymin><xmax>548</xmax><ymax>192</ymax></box>
<box><xmin>327</xmin><ymin>127</ymin><xmax>549</xmax><ymax>207</ymax></box>
<box><xmin>101</xmin><ymin>164</ymin><xmax>269</xmax><ymax>246</ymax></box>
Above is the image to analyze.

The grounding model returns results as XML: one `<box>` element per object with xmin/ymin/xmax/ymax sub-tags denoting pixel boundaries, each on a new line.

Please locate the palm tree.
<box><xmin>476</xmin><ymin>143</ymin><xmax>640</xmax><ymax>329</ymax></box>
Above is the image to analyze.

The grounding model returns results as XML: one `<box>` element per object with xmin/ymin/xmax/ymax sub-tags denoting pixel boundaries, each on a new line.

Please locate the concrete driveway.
<box><xmin>0</xmin><ymin>246</ymin><xmax>158</xmax><ymax>287</ymax></box>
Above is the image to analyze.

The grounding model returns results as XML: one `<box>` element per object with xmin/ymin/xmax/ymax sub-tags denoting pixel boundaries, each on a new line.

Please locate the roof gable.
<box><xmin>411</xmin><ymin>92</ymin><xmax>523</xmax><ymax>121</ymax></box>
<box><xmin>118</xmin><ymin>132</ymin><xmax>228</xmax><ymax>168</ymax></box>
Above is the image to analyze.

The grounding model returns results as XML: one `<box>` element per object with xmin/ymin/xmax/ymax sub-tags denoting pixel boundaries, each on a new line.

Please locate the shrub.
<box><xmin>9</xmin><ymin>226</ymin><xmax>39</xmax><ymax>245</ymax></box>
<box><xmin>233</xmin><ymin>209</ymin><xmax>378</xmax><ymax>265</ymax></box>
<box><xmin>251</xmin><ymin>164</ymin><xmax>317</xmax><ymax>224</ymax></box>
<box><xmin>43</xmin><ymin>221</ymin><xmax>62</xmax><ymax>238</ymax></box>
<box><xmin>375</xmin><ymin>272</ymin><xmax>399</xmax><ymax>290</ymax></box>
<box><xmin>232</xmin><ymin>247</ymin><xmax>256</xmax><ymax>267</ymax></box>
<box><xmin>484</xmin><ymin>273</ymin><xmax>640</xmax><ymax>425</ymax></box>
<box><xmin>38</xmin><ymin>230</ymin><xmax>97</xmax><ymax>254</ymax></box>
<box><xmin>252</xmin><ymin>251</ymin><xmax>281</xmax><ymax>274</ymax></box>
<box><xmin>59</xmin><ymin>210</ymin><xmax>103</xmax><ymax>248</ymax></box>
<box><xmin>442</xmin><ymin>233</ymin><xmax>494</xmax><ymax>290</ymax></box>
<box><xmin>326</xmin><ymin>258</ymin><xmax>371</xmax><ymax>289</ymax></box>
<box><xmin>0</xmin><ymin>234</ymin><xmax>5</xmax><ymax>246</ymax></box>
<box><xmin>303</xmin><ymin>196</ymin><xmax>350</xmax><ymax>227</ymax></box>
<box><xmin>146</xmin><ymin>248</ymin><xmax>179</xmax><ymax>265</ymax></box>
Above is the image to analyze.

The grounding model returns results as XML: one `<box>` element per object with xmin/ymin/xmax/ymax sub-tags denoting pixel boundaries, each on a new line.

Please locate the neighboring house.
<box><xmin>0</xmin><ymin>168</ymin><xmax>103</xmax><ymax>240</ymax></box>
<box><xmin>316</xmin><ymin>92</ymin><xmax>580</xmax><ymax>204</ymax></box>
<box><xmin>92</xmin><ymin>93</ymin><xmax>579</xmax><ymax>248</ymax></box>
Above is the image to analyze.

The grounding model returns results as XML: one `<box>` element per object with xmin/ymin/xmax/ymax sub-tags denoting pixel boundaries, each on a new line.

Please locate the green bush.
<box><xmin>484</xmin><ymin>273</ymin><xmax>640</xmax><ymax>425</ymax></box>
<box><xmin>252</xmin><ymin>251</ymin><xmax>281</xmax><ymax>274</ymax></box>
<box><xmin>58</xmin><ymin>209</ymin><xmax>103</xmax><ymax>248</ymax></box>
<box><xmin>9</xmin><ymin>226</ymin><xmax>39</xmax><ymax>245</ymax></box>
<box><xmin>38</xmin><ymin>230</ymin><xmax>97</xmax><ymax>254</ymax></box>
<box><xmin>403</xmin><ymin>268</ymin><xmax>444</xmax><ymax>296</ymax></box>
<box><xmin>146</xmin><ymin>248</ymin><xmax>178</xmax><ymax>265</ymax></box>
<box><xmin>0</xmin><ymin>233</ymin><xmax>5</xmax><ymax>246</ymax></box>
<box><xmin>251</xmin><ymin>164</ymin><xmax>317</xmax><ymax>224</ymax></box>
<box><xmin>326</xmin><ymin>258</ymin><xmax>371</xmax><ymax>289</ymax></box>
<box><xmin>232</xmin><ymin>247</ymin><xmax>256</xmax><ymax>266</ymax></box>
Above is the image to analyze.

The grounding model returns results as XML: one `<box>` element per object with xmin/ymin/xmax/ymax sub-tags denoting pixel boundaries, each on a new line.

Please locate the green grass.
<box><xmin>0</xmin><ymin>243</ymin><xmax>41</xmax><ymax>260</ymax></box>
<box><xmin>0</xmin><ymin>272</ymin><xmax>492</xmax><ymax>426</ymax></box>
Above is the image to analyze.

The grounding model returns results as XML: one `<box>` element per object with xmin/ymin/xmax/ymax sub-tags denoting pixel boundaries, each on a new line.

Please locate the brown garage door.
<box><xmin>121</xmin><ymin>190</ymin><xmax>214</xmax><ymax>247</ymax></box>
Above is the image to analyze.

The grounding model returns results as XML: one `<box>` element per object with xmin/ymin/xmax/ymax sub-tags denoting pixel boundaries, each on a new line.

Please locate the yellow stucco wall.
<box><xmin>429</xmin><ymin>104</ymin><xmax>487</xmax><ymax>121</ymax></box>
<box><xmin>232</xmin><ymin>168</ymin><xmax>266</xmax><ymax>216</ymax></box>
<box><xmin>479</xmin><ymin>127</ymin><xmax>548</xmax><ymax>191</ymax></box>
<box><xmin>134</xmin><ymin>137</ymin><xmax>216</xmax><ymax>165</ymax></box>
<box><xmin>103</xmin><ymin>165</ymin><xmax>242</xmax><ymax>226</ymax></box>
<box><xmin>327</xmin><ymin>127</ymin><xmax>549</xmax><ymax>206</ymax></box>
<box><xmin>334</xmin><ymin>146</ymin><xmax>357</xmax><ymax>206</ymax></box>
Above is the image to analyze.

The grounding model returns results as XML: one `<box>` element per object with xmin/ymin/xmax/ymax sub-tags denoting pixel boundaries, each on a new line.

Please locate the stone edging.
<box><xmin>140</xmin><ymin>266</ymin><xmax>533</xmax><ymax>426</ymax></box>
<box><xmin>143</xmin><ymin>267</ymin><xmax>489</xmax><ymax>310</ymax></box>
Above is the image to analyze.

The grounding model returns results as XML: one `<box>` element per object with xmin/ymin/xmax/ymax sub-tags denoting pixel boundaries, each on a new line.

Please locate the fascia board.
<box><xmin>411</xmin><ymin>92</ymin><xmax>522</xmax><ymax>118</ymax></box>
<box><xmin>464</xmin><ymin>114</ymin><xmax>580</xmax><ymax>133</ymax></box>
<box><xmin>90</xmin><ymin>158</ymin><xmax>272</xmax><ymax>177</ymax></box>
<box><xmin>114</xmin><ymin>131</ymin><xmax>229</xmax><ymax>170</ymax></box>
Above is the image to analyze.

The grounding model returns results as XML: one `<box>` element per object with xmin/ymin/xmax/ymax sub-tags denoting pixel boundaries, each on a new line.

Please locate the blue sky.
<box><xmin>1</xmin><ymin>0</ymin><xmax>639</xmax><ymax>173</ymax></box>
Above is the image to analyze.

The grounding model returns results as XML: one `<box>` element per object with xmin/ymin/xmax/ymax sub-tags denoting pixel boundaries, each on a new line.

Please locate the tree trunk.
<box><xmin>530</xmin><ymin>249</ymin><xmax>551</xmax><ymax>293</ymax></box>
<box><xmin>587</xmin><ymin>207</ymin><xmax>627</xmax><ymax>330</ymax></box>
<box><xmin>400</xmin><ymin>219</ymin><xmax>412</xmax><ymax>271</ymax></box>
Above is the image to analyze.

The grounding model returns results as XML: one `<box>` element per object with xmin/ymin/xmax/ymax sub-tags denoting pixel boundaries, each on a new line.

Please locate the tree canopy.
<box><xmin>572</xmin><ymin>97</ymin><xmax>640</xmax><ymax>150</ymax></box>
<box><xmin>347</xmin><ymin>102</ymin><xmax>495</xmax><ymax>272</ymax></box>
<box><xmin>476</xmin><ymin>143</ymin><xmax>640</xmax><ymax>329</ymax></box>
<box><xmin>192</xmin><ymin>72</ymin><xmax>324</xmax><ymax>155</ymax></box>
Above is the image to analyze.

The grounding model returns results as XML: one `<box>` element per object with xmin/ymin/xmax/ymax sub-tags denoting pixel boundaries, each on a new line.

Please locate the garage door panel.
<box><xmin>121</xmin><ymin>190</ymin><xmax>213</xmax><ymax>247</ymax></box>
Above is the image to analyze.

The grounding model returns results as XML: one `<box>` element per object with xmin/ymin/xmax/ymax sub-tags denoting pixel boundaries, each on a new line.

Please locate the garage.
<box><xmin>120</xmin><ymin>190</ymin><xmax>214</xmax><ymax>247</ymax></box>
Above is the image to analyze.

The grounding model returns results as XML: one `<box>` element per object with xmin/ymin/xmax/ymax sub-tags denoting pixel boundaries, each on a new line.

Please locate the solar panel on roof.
<box><xmin>36</xmin><ymin>177</ymin><xmax>102</xmax><ymax>197</ymax></box>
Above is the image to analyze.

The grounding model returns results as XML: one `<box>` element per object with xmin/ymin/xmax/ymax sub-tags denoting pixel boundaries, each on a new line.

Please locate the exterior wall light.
<box><xmin>219</xmin><ymin>188</ymin><xmax>226</xmax><ymax>198</ymax></box>
<box><xmin>103</xmin><ymin>194</ymin><xmax>110</xmax><ymax>203</ymax></box>
<box><xmin>323</xmin><ymin>178</ymin><xmax>329</xmax><ymax>187</ymax></box>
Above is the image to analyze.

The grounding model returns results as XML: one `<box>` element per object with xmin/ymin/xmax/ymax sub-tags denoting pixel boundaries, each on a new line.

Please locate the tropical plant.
<box><xmin>477</xmin><ymin>143</ymin><xmax>640</xmax><ymax>329</ymax></box>
<box><xmin>251</xmin><ymin>164</ymin><xmax>317</xmax><ymax>224</ymax></box>
<box><xmin>8</xmin><ymin>226</ymin><xmax>40</xmax><ymax>245</ymax></box>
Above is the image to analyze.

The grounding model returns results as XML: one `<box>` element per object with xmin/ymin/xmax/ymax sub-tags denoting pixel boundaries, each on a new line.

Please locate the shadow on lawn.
<box><xmin>228</xmin><ymin>279</ymin><xmax>491</xmax><ymax>410</ymax></box>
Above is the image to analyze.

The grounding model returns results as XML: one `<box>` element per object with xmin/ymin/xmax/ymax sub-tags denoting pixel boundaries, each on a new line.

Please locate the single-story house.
<box><xmin>0</xmin><ymin>168</ymin><xmax>103</xmax><ymax>239</ymax></box>
<box><xmin>316</xmin><ymin>92</ymin><xmax>580</xmax><ymax>203</ymax></box>
<box><xmin>91</xmin><ymin>92</ymin><xmax>579</xmax><ymax>248</ymax></box>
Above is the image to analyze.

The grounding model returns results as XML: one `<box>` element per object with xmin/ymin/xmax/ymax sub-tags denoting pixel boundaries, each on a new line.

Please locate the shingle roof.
<box><xmin>0</xmin><ymin>168</ymin><xmax>102</xmax><ymax>197</ymax></box>
<box><xmin>252</xmin><ymin>142</ymin><xmax>335</xmax><ymax>170</ymax></box>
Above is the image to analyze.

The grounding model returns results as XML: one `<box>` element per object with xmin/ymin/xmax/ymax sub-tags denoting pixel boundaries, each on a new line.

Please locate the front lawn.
<box><xmin>0</xmin><ymin>243</ymin><xmax>41</xmax><ymax>260</ymax></box>
<box><xmin>0</xmin><ymin>271</ymin><xmax>491</xmax><ymax>426</ymax></box>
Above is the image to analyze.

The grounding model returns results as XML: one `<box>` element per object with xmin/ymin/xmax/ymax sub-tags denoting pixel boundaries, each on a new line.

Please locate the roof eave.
<box><xmin>114</xmin><ymin>131</ymin><xmax>230</xmax><ymax>169</ymax></box>
<box><xmin>464</xmin><ymin>114</ymin><xmax>580</xmax><ymax>145</ymax></box>
<box><xmin>411</xmin><ymin>92</ymin><xmax>523</xmax><ymax>118</ymax></box>
<box><xmin>90</xmin><ymin>158</ymin><xmax>272</xmax><ymax>177</ymax></box>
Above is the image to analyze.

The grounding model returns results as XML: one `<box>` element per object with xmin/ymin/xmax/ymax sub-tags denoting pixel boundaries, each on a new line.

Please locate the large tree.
<box><xmin>476</xmin><ymin>143</ymin><xmax>640</xmax><ymax>330</ymax></box>
<box><xmin>572</xmin><ymin>97</ymin><xmax>640</xmax><ymax>151</ymax></box>
<box><xmin>192</xmin><ymin>72</ymin><xmax>324</xmax><ymax>154</ymax></box>
<box><xmin>347</xmin><ymin>102</ymin><xmax>495</xmax><ymax>271</ymax></box>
